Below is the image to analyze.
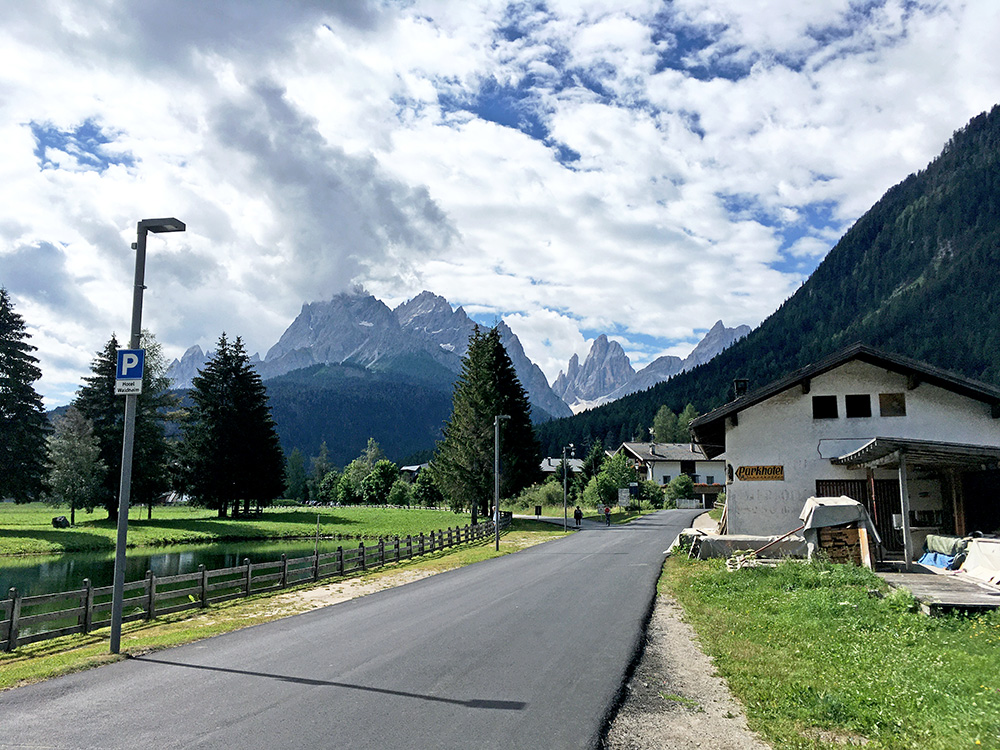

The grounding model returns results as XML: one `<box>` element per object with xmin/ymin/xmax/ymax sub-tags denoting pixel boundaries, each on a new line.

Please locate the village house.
<box><xmin>689</xmin><ymin>344</ymin><xmax>1000</xmax><ymax>561</ymax></box>
<box><xmin>615</xmin><ymin>442</ymin><xmax>726</xmax><ymax>508</ymax></box>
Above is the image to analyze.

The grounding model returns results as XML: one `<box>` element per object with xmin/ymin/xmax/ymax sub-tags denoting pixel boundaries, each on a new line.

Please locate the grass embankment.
<box><xmin>0</xmin><ymin>503</ymin><xmax>489</xmax><ymax>556</ymax></box>
<box><xmin>661</xmin><ymin>556</ymin><xmax>1000</xmax><ymax>749</ymax></box>
<box><xmin>0</xmin><ymin>518</ymin><xmax>566</xmax><ymax>690</ymax></box>
<box><xmin>504</xmin><ymin>502</ymin><xmax>651</xmax><ymax>525</ymax></box>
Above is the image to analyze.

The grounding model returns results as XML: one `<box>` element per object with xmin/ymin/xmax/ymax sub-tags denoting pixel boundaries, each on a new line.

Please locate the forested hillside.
<box><xmin>263</xmin><ymin>361</ymin><xmax>453</xmax><ymax>466</ymax></box>
<box><xmin>538</xmin><ymin>104</ymin><xmax>1000</xmax><ymax>455</ymax></box>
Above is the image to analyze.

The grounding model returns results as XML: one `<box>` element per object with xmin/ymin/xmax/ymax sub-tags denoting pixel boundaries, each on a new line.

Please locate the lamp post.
<box><xmin>494</xmin><ymin>414</ymin><xmax>510</xmax><ymax>551</ymax></box>
<box><xmin>563</xmin><ymin>443</ymin><xmax>575</xmax><ymax>531</ymax></box>
<box><xmin>109</xmin><ymin>218</ymin><xmax>185</xmax><ymax>654</ymax></box>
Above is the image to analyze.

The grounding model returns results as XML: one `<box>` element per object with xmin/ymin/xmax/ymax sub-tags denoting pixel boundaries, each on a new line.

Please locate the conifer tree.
<box><xmin>73</xmin><ymin>332</ymin><xmax>176</xmax><ymax>522</ymax></box>
<box><xmin>433</xmin><ymin>325</ymin><xmax>540</xmax><ymax>522</ymax></box>
<box><xmin>181</xmin><ymin>333</ymin><xmax>284</xmax><ymax>517</ymax></box>
<box><xmin>0</xmin><ymin>288</ymin><xmax>48</xmax><ymax>502</ymax></box>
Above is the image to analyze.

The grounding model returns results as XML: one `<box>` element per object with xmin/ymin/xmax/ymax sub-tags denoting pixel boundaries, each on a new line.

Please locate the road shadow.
<box><xmin>133</xmin><ymin>655</ymin><xmax>527</xmax><ymax>710</ymax></box>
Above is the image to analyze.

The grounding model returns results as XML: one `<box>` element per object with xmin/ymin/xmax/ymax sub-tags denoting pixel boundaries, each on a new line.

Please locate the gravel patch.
<box><xmin>603</xmin><ymin>595</ymin><xmax>771</xmax><ymax>750</ymax></box>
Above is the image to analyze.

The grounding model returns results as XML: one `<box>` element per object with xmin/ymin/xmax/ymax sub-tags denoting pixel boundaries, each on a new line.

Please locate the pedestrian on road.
<box><xmin>604</xmin><ymin>505</ymin><xmax>611</xmax><ymax>526</ymax></box>
<box><xmin>574</xmin><ymin>506</ymin><xmax>583</xmax><ymax>527</ymax></box>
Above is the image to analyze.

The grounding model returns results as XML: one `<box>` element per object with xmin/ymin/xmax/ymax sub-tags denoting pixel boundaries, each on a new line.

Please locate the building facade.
<box><xmin>615</xmin><ymin>442</ymin><xmax>726</xmax><ymax>507</ymax></box>
<box><xmin>690</xmin><ymin>345</ymin><xmax>1000</xmax><ymax>557</ymax></box>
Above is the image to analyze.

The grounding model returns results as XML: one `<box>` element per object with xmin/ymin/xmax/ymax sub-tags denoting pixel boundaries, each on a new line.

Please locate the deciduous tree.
<box><xmin>45</xmin><ymin>407</ymin><xmax>106</xmax><ymax>524</ymax></box>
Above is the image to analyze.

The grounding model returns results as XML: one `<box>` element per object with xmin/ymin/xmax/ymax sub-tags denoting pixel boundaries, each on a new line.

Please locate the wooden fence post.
<box><xmin>394</xmin><ymin>537</ymin><xmax>400</xmax><ymax>562</ymax></box>
<box><xmin>280</xmin><ymin>554</ymin><xmax>288</xmax><ymax>587</ymax></box>
<box><xmin>82</xmin><ymin>578</ymin><xmax>93</xmax><ymax>634</ymax></box>
<box><xmin>337</xmin><ymin>546</ymin><xmax>344</xmax><ymax>575</ymax></box>
<box><xmin>419</xmin><ymin>532</ymin><xmax>424</xmax><ymax>555</ymax></box>
<box><xmin>146</xmin><ymin>570</ymin><xmax>156</xmax><ymax>620</ymax></box>
<box><xmin>199</xmin><ymin>565</ymin><xmax>208</xmax><ymax>607</ymax></box>
<box><xmin>313</xmin><ymin>545</ymin><xmax>320</xmax><ymax>581</ymax></box>
<box><xmin>244</xmin><ymin>558</ymin><xmax>252</xmax><ymax>596</ymax></box>
<box><xmin>6</xmin><ymin>588</ymin><xmax>20</xmax><ymax>653</ymax></box>
<box><xmin>406</xmin><ymin>535</ymin><xmax>412</xmax><ymax>559</ymax></box>
<box><xmin>359</xmin><ymin>541</ymin><xmax>367</xmax><ymax>571</ymax></box>
<box><xmin>379</xmin><ymin>538</ymin><xmax>385</xmax><ymax>567</ymax></box>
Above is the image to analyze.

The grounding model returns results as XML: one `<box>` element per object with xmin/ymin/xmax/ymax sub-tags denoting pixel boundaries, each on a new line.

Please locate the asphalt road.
<box><xmin>1</xmin><ymin>509</ymin><xmax>701</xmax><ymax>750</ymax></box>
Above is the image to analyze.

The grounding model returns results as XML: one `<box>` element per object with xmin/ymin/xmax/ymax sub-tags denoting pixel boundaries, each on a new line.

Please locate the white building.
<box><xmin>690</xmin><ymin>345</ymin><xmax>1000</xmax><ymax>560</ymax></box>
<box><xmin>615</xmin><ymin>442</ymin><xmax>726</xmax><ymax>507</ymax></box>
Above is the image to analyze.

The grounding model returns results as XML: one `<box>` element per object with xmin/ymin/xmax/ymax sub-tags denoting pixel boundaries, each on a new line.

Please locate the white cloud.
<box><xmin>1</xmin><ymin>0</ymin><xmax>998</xmax><ymax>404</ymax></box>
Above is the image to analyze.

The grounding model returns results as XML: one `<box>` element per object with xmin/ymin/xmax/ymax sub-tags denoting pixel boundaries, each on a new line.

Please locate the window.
<box><xmin>680</xmin><ymin>460</ymin><xmax>696</xmax><ymax>476</ymax></box>
<box><xmin>845</xmin><ymin>394</ymin><xmax>872</xmax><ymax>418</ymax></box>
<box><xmin>812</xmin><ymin>395</ymin><xmax>838</xmax><ymax>419</ymax></box>
<box><xmin>706</xmin><ymin>475</ymin><xmax>715</xmax><ymax>484</ymax></box>
<box><xmin>879</xmin><ymin>392</ymin><xmax>907</xmax><ymax>417</ymax></box>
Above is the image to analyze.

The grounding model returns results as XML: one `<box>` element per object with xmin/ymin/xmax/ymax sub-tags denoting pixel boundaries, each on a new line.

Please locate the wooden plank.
<box><xmin>18</xmin><ymin>606</ymin><xmax>86</xmax><ymax>628</ymax></box>
<box><xmin>20</xmin><ymin>589</ymin><xmax>87</xmax><ymax>607</ymax></box>
<box><xmin>14</xmin><ymin>624</ymin><xmax>85</xmax><ymax>647</ymax></box>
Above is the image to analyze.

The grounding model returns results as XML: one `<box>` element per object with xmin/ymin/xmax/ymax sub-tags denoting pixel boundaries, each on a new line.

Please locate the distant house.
<box><xmin>615</xmin><ymin>442</ymin><xmax>726</xmax><ymax>507</ymax></box>
<box><xmin>540</xmin><ymin>457</ymin><xmax>585</xmax><ymax>476</ymax></box>
<box><xmin>689</xmin><ymin>344</ymin><xmax>1000</xmax><ymax>561</ymax></box>
<box><xmin>399</xmin><ymin>464</ymin><xmax>428</xmax><ymax>482</ymax></box>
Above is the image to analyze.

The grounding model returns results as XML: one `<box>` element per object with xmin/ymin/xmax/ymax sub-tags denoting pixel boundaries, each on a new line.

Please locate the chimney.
<box><xmin>733</xmin><ymin>378</ymin><xmax>749</xmax><ymax>398</ymax></box>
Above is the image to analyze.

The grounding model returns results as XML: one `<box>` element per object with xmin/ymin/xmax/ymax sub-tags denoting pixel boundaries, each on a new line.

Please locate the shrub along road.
<box><xmin>0</xmin><ymin>509</ymin><xmax>701</xmax><ymax>749</ymax></box>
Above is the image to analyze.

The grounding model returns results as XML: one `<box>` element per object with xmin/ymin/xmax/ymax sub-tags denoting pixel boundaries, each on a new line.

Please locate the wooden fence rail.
<box><xmin>1</xmin><ymin>513</ymin><xmax>512</xmax><ymax>653</ymax></box>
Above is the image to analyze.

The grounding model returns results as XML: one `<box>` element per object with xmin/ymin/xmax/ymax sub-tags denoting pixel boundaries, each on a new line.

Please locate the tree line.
<box><xmin>2</xmin><ymin>292</ymin><xmax>544</xmax><ymax>524</ymax></box>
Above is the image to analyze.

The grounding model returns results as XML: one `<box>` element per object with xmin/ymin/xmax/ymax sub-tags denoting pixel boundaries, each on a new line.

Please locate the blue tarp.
<box><xmin>918</xmin><ymin>551</ymin><xmax>959</xmax><ymax>569</ymax></box>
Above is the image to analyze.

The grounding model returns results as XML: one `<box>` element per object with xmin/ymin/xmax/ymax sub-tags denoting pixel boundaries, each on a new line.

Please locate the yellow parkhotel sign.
<box><xmin>735</xmin><ymin>465</ymin><xmax>784</xmax><ymax>481</ymax></box>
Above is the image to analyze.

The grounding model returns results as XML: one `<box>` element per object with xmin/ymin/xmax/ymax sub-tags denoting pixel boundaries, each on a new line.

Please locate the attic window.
<box><xmin>879</xmin><ymin>392</ymin><xmax>907</xmax><ymax>417</ymax></box>
<box><xmin>845</xmin><ymin>394</ymin><xmax>872</xmax><ymax>418</ymax></box>
<box><xmin>812</xmin><ymin>395</ymin><xmax>838</xmax><ymax>419</ymax></box>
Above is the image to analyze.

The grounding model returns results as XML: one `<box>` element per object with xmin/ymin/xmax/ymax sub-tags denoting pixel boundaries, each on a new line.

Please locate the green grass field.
<box><xmin>0</xmin><ymin>503</ymin><xmax>491</xmax><ymax>556</ymax></box>
<box><xmin>661</xmin><ymin>556</ymin><xmax>1000</xmax><ymax>749</ymax></box>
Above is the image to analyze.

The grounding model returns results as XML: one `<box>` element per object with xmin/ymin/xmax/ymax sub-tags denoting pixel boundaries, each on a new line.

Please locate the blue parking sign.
<box><xmin>116</xmin><ymin>349</ymin><xmax>145</xmax><ymax>380</ymax></box>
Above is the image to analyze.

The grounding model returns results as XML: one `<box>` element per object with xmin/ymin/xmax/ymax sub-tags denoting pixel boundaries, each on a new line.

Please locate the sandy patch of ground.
<box><xmin>259</xmin><ymin>568</ymin><xmax>443</xmax><ymax>618</ymax></box>
<box><xmin>603</xmin><ymin>595</ymin><xmax>772</xmax><ymax>750</ymax></box>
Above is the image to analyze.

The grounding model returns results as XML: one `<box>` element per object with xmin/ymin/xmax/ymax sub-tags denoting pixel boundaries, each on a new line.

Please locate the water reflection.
<box><xmin>0</xmin><ymin>538</ymin><xmax>355</xmax><ymax>598</ymax></box>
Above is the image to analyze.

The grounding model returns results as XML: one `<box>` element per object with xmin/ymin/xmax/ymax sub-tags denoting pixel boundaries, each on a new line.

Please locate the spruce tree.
<box><xmin>433</xmin><ymin>325</ymin><xmax>540</xmax><ymax>522</ymax></box>
<box><xmin>73</xmin><ymin>332</ymin><xmax>176</xmax><ymax>522</ymax></box>
<box><xmin>0</xmin><ymin>288</ymin><xmax>48</xmax><ymax>502</ymax></box>
<box><xmin>181</xmin><ymin>333</ymin><xmax>284</xmax><ymax>517</ymax></box>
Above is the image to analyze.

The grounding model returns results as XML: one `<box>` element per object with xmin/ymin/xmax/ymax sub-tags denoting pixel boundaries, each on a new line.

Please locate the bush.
<box><xmin>509</xmin><ymin>482</ymin><xmax>564</xmax><ymax>510</ymax></box>
<box><xmin>387</xmin><ymin>478</ymin><xmax>412</xmax><ymax>507</ymax></box>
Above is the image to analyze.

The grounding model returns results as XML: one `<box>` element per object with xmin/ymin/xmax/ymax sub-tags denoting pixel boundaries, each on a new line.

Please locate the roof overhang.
<box><xmin>830</xmin><ymin>437</ymin><xmax>1000</xmax><ymax>471</ymax></box>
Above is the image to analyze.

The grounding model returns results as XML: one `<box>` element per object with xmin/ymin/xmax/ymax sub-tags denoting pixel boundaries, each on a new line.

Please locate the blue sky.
<box><xmin>1</xmin><ymin>1</ymin><xmax>999</xmax><ymax>405</ymax></box>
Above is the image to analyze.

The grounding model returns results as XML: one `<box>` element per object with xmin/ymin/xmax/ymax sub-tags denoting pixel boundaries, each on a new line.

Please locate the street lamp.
<box><xmin>494</xmin><ymin>414</ymin><xmax>510</xmax><ymax>551</ymax></box>
<box><xmin>562</xmin><ymin>443</ymin><xmax>574</xmax><ymax>531</ymax></box>
<box><xmin>109</xmin><ymin>218</ymin><xmax>185</xmax><ymax>655</ymax></box>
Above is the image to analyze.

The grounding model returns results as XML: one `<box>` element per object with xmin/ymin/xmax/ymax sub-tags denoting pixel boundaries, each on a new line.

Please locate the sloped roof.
<box><xmin>617</xmin><ymin>442</ymin><xmax>722</xmax><ymax>462</ymax></box>
<box><xmin>689</xmin><ymin>344</ymin><xmax>1000</xmax><ymax>458</ymax></box>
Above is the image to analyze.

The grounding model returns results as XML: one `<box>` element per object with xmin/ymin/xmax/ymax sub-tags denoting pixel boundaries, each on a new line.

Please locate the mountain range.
<box><xmin>167</xmin><ymin>291</ymin><xmax>747</xmax><ymax>422</ymax></box>
<box><xmin>537</xmin><ymin>103</ymin><xmax>1000</xmax><ymax>455</ymax></box>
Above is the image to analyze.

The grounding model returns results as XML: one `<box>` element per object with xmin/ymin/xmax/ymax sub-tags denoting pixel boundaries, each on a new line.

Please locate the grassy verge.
<box><xmin>660</xmin><ymin>556</ymin><xmax>1000</xmax><ymax>749</ymax></box>
<box><xmin>0</xmin><ymin>519</ymin><xmax>566</xmax><ymax>691</ymax></box>
<box><xmin>505</xmin><ymin>503</ymin><xmax>654</xmax><ymax>524</ymax></box>
<box><xmin>0</xmin><ymin>503</ymin><xmax>487</xmax><ymax>556</ymax></box>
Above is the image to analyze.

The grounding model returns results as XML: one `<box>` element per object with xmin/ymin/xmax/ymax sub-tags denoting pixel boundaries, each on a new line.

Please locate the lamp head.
<box><xmin>139</xmin><ymin>217</ymin><xmax>186</xmax><ymax>233</ymax></box>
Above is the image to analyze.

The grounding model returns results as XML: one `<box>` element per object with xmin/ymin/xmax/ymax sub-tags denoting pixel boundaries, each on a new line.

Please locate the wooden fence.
<box><xmin>1</xmin><ymin>513</ymin><xmax>512</xmax><ymax>653</ymax></box>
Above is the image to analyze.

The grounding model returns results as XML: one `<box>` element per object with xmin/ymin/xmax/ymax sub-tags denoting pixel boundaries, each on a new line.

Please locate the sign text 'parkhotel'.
<box><xmin>735</xmin><ymin>465</ymin><xmax>784</xmax><ymax>481</ymax></box>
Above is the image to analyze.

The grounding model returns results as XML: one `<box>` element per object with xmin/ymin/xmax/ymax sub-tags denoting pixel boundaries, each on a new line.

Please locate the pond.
<box><xmin>0</xmin><ymin>537</ymin><xmax>359</xmax><ymax>599</ymax></box>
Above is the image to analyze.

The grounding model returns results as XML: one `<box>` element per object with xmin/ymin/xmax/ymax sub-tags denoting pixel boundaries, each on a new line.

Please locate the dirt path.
<box><xmin>603</xmin><ymin>594</ymin><xmax>771</xmax><ymax>749</ymax></box>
